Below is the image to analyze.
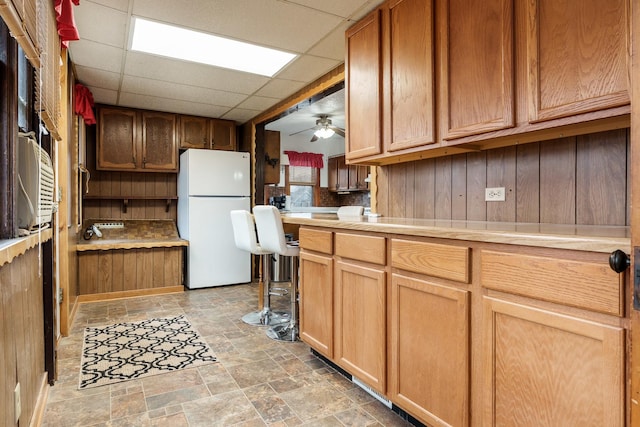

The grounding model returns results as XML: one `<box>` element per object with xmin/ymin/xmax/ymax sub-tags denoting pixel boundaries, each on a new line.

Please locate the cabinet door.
<box><xmin>210</xmin><ymin>119</ymin><xmax>236</xmax><ymax>151</ymax></box>
<box><xmin>97</xmin><ymin>108</ymin><xmax>137</xmax><ymax>170</ymax></box>
<box><xmin>264</xmin><ymin>130</ymin><xmax>280</xmax><ymax>184</ymax></box>
<box><xmin>337</xmin><ymin>156</ymin><xmax>348</xmax><ymax>191</ymax></box>
<box><xmin>299</xmin><ymin>251</ymin><xmax>333</xmax><ymax>358</ymax></box>
<box><xmin>527</xmin><ymin>0</ymin><xmax>629</xmax><ymax>122</ymax></box>
<box><xmin>328</xmin><ymin>156</ymin><xmax>339</xmax><ymax>192</ymax></box>
<box><xmin>346</xmin><ymin>9</ymin><xmax>383</xmax><ymax>160</ymax></box>
<box><xmin>390</xmin><ymin>274</ymin><xmax>469</xmax><ymax>427</ymax></box>
<box><xmin>334</xmin><ymin>259</ymin><xmax>386</xmax><ymax>393</ymax></box>
<box><xmin>142</xmin><ymin>112</ymin><xmax>178</xmax><ymax>171</ymax></box>
<box><xmin>179</xmin><ymin>115</ymin><xmax>210</xmax><ymax>149</ymax></box>
<box><xmin>439</xmin><ymin>0</ymin><xmax>514</xmax><ymax>140</ymax></box>
<box><xmin>483</xmin><ymin>297</ymin><xmax>624</xmax><ymax>427</ymax></box>
<box><xmin>385</xmin><ymin>0</ymin><xmax>435</xmax><ymax>152</ymax></box>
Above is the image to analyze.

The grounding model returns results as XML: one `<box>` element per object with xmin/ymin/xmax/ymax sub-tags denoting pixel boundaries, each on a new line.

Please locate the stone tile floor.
<box><xmin>43</xmin><ymin>283</ymin><xmax>414</xmax><ymax>426</ymax></box>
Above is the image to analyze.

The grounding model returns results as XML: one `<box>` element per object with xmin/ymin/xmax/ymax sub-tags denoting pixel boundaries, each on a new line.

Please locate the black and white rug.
<box><xmin>79</xmin><ymin>315</ymin><xmax>217</xmax><ymax>389</ymax></box>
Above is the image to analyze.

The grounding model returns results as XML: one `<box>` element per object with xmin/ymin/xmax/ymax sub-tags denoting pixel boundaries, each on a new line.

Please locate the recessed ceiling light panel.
<box><xmin>130</xmin><ymin>17</ymin><xmax>297</xmax><ymax>77</ymax></box>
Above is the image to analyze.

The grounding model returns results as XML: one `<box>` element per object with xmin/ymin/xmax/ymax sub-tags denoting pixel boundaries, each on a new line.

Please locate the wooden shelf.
<box><xmin>83</xmin><ymin>195</ymin><xmax>178</xmax><ymax>213</ymax></box>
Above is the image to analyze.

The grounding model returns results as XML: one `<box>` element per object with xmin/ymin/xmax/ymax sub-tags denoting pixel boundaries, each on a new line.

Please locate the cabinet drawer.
<box><xmin>299</xmin><ymin>228</ymin><xmax>333</xmax><ymax>254</ymax></box>
<box><xmin>391</xmin><ymin>239</ymin><xmax>470</xmax><ymax>283</ymax></box>
<box><xmin>335</xmin><ymin>233</ymin><xmax>385</xmax><ymax>265</ymax></box>
<box><xmin>480</xmin><ymin>250</ymin><xmax>623</xmax><ymax>316</ymax></box>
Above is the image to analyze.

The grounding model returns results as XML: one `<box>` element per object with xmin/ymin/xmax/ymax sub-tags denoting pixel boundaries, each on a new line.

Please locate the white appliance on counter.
<box><xmin>178</xmin><ymin>149</ymin><xmax>251</xmax><ymax>289</ymax></box>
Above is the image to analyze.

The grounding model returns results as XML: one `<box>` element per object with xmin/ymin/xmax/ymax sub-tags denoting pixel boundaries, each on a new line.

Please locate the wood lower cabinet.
<box><xmin>334</xmin><ymin>259</ymin><xmax>386</xmax><ymax>393</ymax></box>
<box><xmin>482</xmin><ymin>297</ymin><xmax>624</xmax><ymax>427</ymax></box>
<box><xmin>97</xmin><ymin>106</ymin><xmax>178</xmax><ymax>172</ymax></box>
<box><xmin>390</xmin><ymin>274</ymin><xmax>470</xmax><ymax>427</ymax></box>
<box><xmin>179</xmin><ymin>115</ymin><xmax>236</xmax><ymax>151</ymax></box>
<box><xmin>299</xmin><ymin>251</ymin><xmax>333</xmax><ymax>358</ymax></box>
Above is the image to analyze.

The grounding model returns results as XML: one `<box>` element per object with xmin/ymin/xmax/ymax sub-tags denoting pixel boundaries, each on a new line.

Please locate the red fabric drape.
<box><xmin>74</xmin><ymin>83</ymin><xmax>96</xmax><ymax>125</ymax></box>
<box><xmin>55</xmin><ymin>0</ymin><xmax>80</xmax><ymax>48</ymax></box>
<box><xmin>284</xmin><ymin>151</ymin><xmax>324</xmax><ymax>168</ymax></box>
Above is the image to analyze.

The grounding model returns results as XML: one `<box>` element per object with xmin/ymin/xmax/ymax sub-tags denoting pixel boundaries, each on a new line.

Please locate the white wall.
<box><xmin>277</xmin><ymin>132</ymin><xmax>345</xmax><ymax>187</ymax></box>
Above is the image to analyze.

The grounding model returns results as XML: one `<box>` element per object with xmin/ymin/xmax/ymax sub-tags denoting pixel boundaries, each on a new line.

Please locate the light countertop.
<box><xmin>281</xmin><ymin>213</ymin><xmax>630</xmax><ymax>253</ymax></box>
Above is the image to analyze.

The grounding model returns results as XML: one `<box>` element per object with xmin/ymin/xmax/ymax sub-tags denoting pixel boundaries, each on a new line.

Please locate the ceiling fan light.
<box><xmin>314</xmin><ymin>127</ymin><xmax>335</xmax><ymax>139</ymax></box>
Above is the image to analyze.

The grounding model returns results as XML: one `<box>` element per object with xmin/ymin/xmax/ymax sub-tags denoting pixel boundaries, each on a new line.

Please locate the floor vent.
<box><xmin>352</xmin><ymin>376</ymin><xmax>392</xmax><ymax>409</ymax></box>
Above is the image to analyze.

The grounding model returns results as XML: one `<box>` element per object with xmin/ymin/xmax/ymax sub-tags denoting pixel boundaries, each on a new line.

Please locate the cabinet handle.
<box><xmin>211</xmin><ymin>139</ymin><xmax>215</xmax><ymax>147</ymax></box>
<box><xmin>143</xmin><ymin>157</ymin><xmax>147</xmax><ymax>166</ymax></box>
<box><xmin>609</xmin><ymin>249</ymin><xmax>630</xmax><ymax>273</ymax></box>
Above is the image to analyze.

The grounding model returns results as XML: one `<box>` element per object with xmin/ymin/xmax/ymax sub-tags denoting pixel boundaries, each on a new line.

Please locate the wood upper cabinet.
<box><xmin>346</xmin><ymin>0</ymin><xmax>435</xmax><ymax>161</ymax></box>
<box><xmin>345</xmin><ymin>9</ymin><xmax>383</xmax><ymax>160</ymax></box>
<box><xmin>526</xmin><ymin>0</ymin><xmax>629</xmax><ymax>123</ymax></box>
<box><xmin>483</xmin><ymin>297</ymin><xmax>623</xmax><ymax>427</ymax></box>
<box><xmin>97</xmin><ymin>107</ymin><xmax>178</xmax><ymax>172</ymax></box>
<box><xmin>179</xmin><ymin>115</ymin><xmax>237</xmax><ymax>151</ymax></box>
<box><xmin>328</xmin><ymin>155</ymin><xmax>369</xmax><ymax>192</ymax></box>
<box><xmin>390</xmin><ymin>274</ymin><xmax>470</xmax><ymax>427</ymax></box>
<box><xmin>438</xmin><ymin>0</ymin><xmax>514</xmax><ymax>140</ymax></box>
<box><xmin>142</xmin><ymin>112</ymin><xmax>178</xmax><ymax>171</ymax></box>
<box><xmin>384</xmin><ymin>0</ymin><xmax>435</xmax><ymax>152</ymax></box>
<box><xmin>98</xmin><ymin>107</ymin><xmax>137</xmax><ymax>170</ymax></box>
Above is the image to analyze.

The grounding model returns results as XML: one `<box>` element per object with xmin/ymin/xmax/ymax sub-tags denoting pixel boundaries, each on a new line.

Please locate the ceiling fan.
<box><xmin>289</xmin><ymin>115</ymin><xmax>345</xmax><ymax>142</ymax></box>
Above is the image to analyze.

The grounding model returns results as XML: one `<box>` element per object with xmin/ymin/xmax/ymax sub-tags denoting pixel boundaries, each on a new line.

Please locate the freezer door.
<box><xmin>184</xmin><ymin>196</ymin><xmax>251</xmax><ymax>288</ymax></box>
<box><xmin>180</xmin><ymin>149</ymin><xmax>250</xmax><ymax>197</ymax></box>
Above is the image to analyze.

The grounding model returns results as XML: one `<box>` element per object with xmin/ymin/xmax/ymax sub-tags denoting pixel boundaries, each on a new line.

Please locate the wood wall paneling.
<box><xmin>377</xmin><ymin>129</ymin><xmax>629</xmax><ymax>226</ymax></box>
<box><xmin>0</xmin><ymin>247</ymin><xmax>45</xmax><ymax>427</ymax></box>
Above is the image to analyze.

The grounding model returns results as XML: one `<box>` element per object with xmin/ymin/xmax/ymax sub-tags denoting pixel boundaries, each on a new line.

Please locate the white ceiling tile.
<box><xmin>307</xmin><ymin>23</ymin><xmax>349</xmax><ymax>61</ymax></box>
<box><xmin>123</xmin><ymin>51</ymin><xmax>270</xmax><ymax>94</ymax></box>
<box><xmin>236</xmin><ymin>96</ymin><xmax>280</xmax><ymax>111</ymax></box>
<box><xmin>68</xmin><ymin>39</ymin><xmax>124</xmax><ymax>73</ymax></box>
<box><xmin>285</xmin><ymin>0</ymin><xmax>373</xmax><ymax>18</ymax></box>
<box><xmin>120</xmin><ymin>75</ymin><xmax>248</xmax><ymax>107</ymax></box>
<box><xmin>84</xmin><ymin>0</ymin><xmax>129</xmax><ymax>12</ymax></box>
<box><xmin>254</xmin><ymin>78</ymin><xmax>307</xmax><ymax>99</ymax></box>
<box><xmin>74</xmin><ymin>1</ymin><xmax>128</xmax><ymax>48</ymax></box>
<box><xmin>74</xmin><ymin>65</ymin><xmax>121</xmax><ymax>91</ymax></box>
<box><xmin>87</xmin><ymin>86</ymin><xmax>119</xmax><ymax>105</ymax></box>
<box><xmin>221</xmin><ymin>108</ymin><xmax>263</xmax><ymax>123</ymax></box>
<box><xmin>275</xmin><ymin>55</ymin><xmax>341</xmax><ymax>82</ymax></box>
<box><xmin>131</xmin><ymin>0</ymin><xmax>343</xmax><ymax>53</ymax></box>
<box><xmin>118</xmin><ymin>92</ymin><xmax>231</xmax><ymax>117</ymax></box>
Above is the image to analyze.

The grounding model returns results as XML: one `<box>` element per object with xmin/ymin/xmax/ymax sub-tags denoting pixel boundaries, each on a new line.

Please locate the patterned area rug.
<box><xmin>79</xmin><ymin>315</ymin><xmax>217</xmax><ymax>389</ymax></box>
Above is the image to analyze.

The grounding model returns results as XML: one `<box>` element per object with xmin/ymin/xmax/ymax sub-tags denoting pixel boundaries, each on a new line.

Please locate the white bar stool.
<box><xmin>253</xmin><ymin>205</ymin><xmax>300</xmax><ymax>342</ymax></box>
<box><xmin>230</xmin><ymin>210</ymin><xmax>289</xmax><ymax>326</ymax></box>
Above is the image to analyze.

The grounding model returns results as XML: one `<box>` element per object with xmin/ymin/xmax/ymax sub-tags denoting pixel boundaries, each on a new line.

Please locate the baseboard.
<box><xmin>77</xmin><ymin>286</ymin><xmax>184</xmax><ymax>303</ymax></box>
<box><xmin>29</xmin><ymin>374</ymin><xmax>50</xmax><ymax>427</ymax></box>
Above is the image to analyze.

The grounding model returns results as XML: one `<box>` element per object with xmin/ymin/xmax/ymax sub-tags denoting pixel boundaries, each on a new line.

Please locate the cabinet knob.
<box><xmin>609</xmin><ymin>249</ymin><xmax>630</xmax><ymax>273</ymax></box>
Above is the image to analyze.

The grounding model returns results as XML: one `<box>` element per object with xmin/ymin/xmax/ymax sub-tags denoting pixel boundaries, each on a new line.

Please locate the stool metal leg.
<box><xmin>266</xmin><ymin>255</ymin><xmax>299</xmax><ymax>342</ymax></box>
<box><xmin>242</xmin><ymin>254</ymin><xmax>289</xmax><ymax>326</ymax></box>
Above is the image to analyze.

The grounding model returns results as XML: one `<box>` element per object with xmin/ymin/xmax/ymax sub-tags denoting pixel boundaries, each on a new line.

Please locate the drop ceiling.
<box><xmin>68</xmin><ymin>0</ymin><xmax>384</xmax><ymax>124</ymax></box>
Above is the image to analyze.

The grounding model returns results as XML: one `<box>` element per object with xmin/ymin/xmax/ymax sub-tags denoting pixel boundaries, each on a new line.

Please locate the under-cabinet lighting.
<box><xmin>131</xmin><ymin>17</ymin><xmax>297</xmax><ymax>77</ymax></box>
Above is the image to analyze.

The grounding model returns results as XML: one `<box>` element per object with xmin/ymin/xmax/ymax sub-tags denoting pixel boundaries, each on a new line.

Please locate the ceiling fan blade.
<box><xmin>289</xmin><ymin>126</ymin><xmax>315</xmax><ymax>137</ymax></box>
<box><xmin>330</xmin><ymin>126</ymin><xmax>345</xmax><ymax>138</ymax></box>
<box><xmin>310</xmin><ymin>134</ymin><xmax>319</xmax><ymax>142</ymax></box>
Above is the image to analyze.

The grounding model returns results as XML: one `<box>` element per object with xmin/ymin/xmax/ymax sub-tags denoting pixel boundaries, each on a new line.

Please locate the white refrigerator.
<box><xmin>177</xmin><ymin>149</ymin><xmax>251</xmax><ymax>289</ymax></box>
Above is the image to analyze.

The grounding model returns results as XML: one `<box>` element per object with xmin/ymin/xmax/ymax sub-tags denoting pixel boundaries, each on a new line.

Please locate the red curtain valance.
<box><xmin>55</xmin><ymin>0</ymin><xmax>80</xmax><ymax>48</ymax></box>
<box><xmin>74</xmin><ymin>83</ymin><xmax>96</xmax><ymax>125</ymax></box>
<box><xmin>284</xmin><ymin>151</ymin><xmax>324</xmax><ymax>168</ymax></box>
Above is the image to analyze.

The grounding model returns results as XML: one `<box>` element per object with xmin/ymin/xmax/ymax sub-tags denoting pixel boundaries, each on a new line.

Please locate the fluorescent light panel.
<box><xmin>131</xmin><ymin>17</ymin><xmax>296</xmax><ymax>77</ymax></box>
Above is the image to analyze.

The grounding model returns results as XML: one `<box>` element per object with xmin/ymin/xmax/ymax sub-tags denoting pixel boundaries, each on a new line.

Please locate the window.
<box><xmin>287</xmin><ymin>166</ymin><xmax>319</xmax><ymax>208</ymax></box>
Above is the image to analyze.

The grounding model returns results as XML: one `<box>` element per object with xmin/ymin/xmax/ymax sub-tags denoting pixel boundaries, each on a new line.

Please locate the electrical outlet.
<box><xmin>485</xmin><ymin>187</ymin><xmax>505</xmax><ymax>202</ymax></box>
<box><xmin>14</xmin><ymin>382</ymin><xmax>21</xmax><ymax>422</ymax></box>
